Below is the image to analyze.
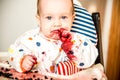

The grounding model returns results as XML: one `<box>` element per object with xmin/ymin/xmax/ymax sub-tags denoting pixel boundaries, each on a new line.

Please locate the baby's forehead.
<box><xmin>37</xmin><ymin>0</ymin><xmax>73</xmax><ymax>8</ymax></box>
<box><xmin>39</xmin><ymin>0</ymin><xmax>73</xmax><ymax>12</ymax></box>
<box><xmin>37</xmin><ymin>0</ymin><xmax>74</xmax><ymax>15</ymax></box>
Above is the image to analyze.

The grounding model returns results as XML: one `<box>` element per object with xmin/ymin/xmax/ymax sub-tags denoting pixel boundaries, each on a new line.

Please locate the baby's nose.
<box><xmin>54</xmin><ymin>20</ymin><xmax>62</xmax><ymax>27</ymax></box>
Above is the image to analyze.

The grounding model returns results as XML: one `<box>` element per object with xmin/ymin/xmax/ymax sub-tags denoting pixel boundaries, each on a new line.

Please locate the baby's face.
<box><xmin>37</xmin><ymin>0</ymin><xmax>74</xmax><ymax>40</ymax></box>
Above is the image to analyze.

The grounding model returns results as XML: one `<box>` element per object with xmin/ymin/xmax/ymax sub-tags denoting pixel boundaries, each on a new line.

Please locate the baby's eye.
<box><xmin>61</xmin><ymin>16</ymin><xmax>67</xmax><ymax>19</ymax></box>
<box><xmin>46</xmin><ymin>16</ymin><xmax>52</xmax><ymax>20</ymax></box>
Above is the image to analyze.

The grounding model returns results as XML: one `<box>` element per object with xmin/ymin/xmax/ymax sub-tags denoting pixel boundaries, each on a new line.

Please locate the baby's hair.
<box><xmin>37</xmin><ymin>0</ymin><xmax>74</xmax><ymax>15</ymax></box>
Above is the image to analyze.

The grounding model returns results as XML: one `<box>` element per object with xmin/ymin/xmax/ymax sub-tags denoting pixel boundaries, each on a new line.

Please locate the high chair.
<box><xmin>0</xmin><ymin>3</ymin><xmax>105</xmax><ymax>80</ymax></box>
<box><xmin>92</xmin><ymin>12</ymin><xmax>104</xmax><ymax>65</ymax></box>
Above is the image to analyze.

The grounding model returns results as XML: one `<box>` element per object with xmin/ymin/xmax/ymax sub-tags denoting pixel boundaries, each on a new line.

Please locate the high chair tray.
<box><xmin>0</xmin><ymin>52</ymin><xmax>107</xmax><ymax>80</ymax></box>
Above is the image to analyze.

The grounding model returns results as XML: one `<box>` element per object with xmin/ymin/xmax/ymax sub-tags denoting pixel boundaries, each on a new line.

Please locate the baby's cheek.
<box><xmin>64</xmin><ymin>27</ymin><xmax>71</xmax><ymax>31</ymax></box>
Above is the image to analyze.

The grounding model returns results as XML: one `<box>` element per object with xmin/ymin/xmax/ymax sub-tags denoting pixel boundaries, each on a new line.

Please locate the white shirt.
<box><xmin>8</xmin><ymin>28</ymin><xmax>98</xmax><ymax>73</ymax></box>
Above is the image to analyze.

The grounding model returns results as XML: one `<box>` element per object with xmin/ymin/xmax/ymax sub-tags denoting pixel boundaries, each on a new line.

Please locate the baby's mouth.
<box><xmin>51</xmin><ymin>29</ymin><xmax>60</xmax><ymax>34</ymax></box>
<box><xmin>50</xmin><ymin>29</ymin><xmax>61</xmax><ymax>39</ymax></box>
<box><xmin>51</xmin><ymin>28</ymin><xmax>72</xmax><ymax>42</ymax></box>
<box><xmin>51</xmin><ymin>28</ymin><xmax>65</xmax><ymax>37</ymax></box>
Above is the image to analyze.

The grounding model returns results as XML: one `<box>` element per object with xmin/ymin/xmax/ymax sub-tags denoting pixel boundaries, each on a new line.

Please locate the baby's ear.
<box><xmin>36</xmin><ymin>15</ymin><xmax>40</xmax><ymax>26</ymax></box>
<box><xmin>72</xmin><ymin>13</ymin><xmax>75</xmax><ymax>22</ymax></box>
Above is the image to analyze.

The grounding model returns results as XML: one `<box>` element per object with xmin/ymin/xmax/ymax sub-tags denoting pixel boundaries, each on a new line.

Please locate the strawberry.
<box><xmin>58</xmin><ymin>28</ymin><xmax>76</xmax><ymax>60</ymax></box>
<box><xmin>59</xmin><ymin>28</ymin><xmax>72</xmax><ymax>42</ymax></box>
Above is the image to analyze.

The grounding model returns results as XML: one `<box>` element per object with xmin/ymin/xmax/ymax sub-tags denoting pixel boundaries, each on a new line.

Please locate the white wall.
<box><xmin>102</xmin><ymin>0</ymin><xmax>113</xmax><ymax>69</ymax></box>
<box><xmin>0</xmin><ymin>0</ymin><xmax>37</xmax><ymax>51</ymax></box>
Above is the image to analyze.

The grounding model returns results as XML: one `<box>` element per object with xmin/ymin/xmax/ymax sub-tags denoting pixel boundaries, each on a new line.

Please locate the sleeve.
<box><xmin>71</xmin><ymin>33</ymin><xmax>98</xmax><ymax>68</ymax></box>
<box><xmin>8</xmin><ymin>34</ymin><xmax>35</xmax><ymax>72</ymax></box>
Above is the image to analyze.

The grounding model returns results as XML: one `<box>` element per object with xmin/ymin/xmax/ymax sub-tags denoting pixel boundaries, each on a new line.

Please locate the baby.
<box><xmin>8</xmin><ymin>0</ymin><xmax>98</xmax><ymax>76</ymax></box>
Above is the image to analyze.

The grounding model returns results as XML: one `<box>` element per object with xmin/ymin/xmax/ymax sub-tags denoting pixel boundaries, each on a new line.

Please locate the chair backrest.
<box><xmin>92</xmin><ymin>12</ymin><xmax>104</xmax><ymax>65</ymax></box>
<box><xmin>71</xmin><ymin>4</ymin><xmax>104</xmax><ymax>65</ymax></box>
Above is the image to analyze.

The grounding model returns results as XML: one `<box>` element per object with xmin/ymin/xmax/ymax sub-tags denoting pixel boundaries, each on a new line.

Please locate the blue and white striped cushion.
<box><xmin>71</xmin><ymin>4</ymin><xmax>97</xmax><ymax>45</ymax></box>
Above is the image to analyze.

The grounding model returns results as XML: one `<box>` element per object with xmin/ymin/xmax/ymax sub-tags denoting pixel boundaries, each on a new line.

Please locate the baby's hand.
<box><xmin>21</xmin><ymin>55</ymin><xmax>37</xmax><ymax>72</ymax></box>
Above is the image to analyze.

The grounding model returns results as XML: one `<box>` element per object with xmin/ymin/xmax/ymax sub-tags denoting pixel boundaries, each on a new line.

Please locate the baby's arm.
<box><xmin>74</xmin><ymin>33</ymin><xmax>98</xmax><ymax>68</ymax></box>
<box><xmin>8</xmin><ymin>35</ymin><xmax>37</xmax><ymax>72</ymax></box>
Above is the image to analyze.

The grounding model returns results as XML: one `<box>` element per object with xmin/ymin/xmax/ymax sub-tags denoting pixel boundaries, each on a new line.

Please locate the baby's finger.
<box><xmin>27</xmin><ymin>60</ymin><xmax>34</xmax><ymax>67</ymax></box>
<box><xmin>23</xmin><ymin>63</ymin><xmax>32</xmax><ymax>71</ymax></box>
<box><xmin>28</xmin><ymin>56</ymin><xmax>37</xmax><ymax>64</ymax></box>
<box><xmin>21</xmin><ymin>61</ymin><xmax>31</xmax><ymax>71</ymax></box>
